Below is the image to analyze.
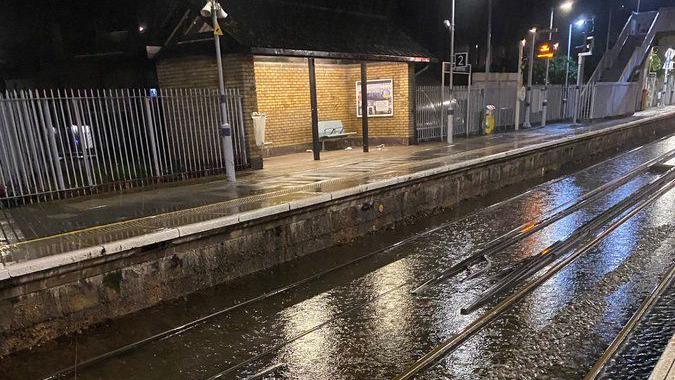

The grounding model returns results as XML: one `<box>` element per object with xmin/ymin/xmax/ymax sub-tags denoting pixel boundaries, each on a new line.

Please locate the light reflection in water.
<box><xmin>522</xmin><ymin>177</ymin><xmax>584</xmax><ymax>327</ymax></box>
<box><xmin>363</xmin><ymin>259</ymin><xmax>416</xmax><ymax>370</ymax></box>
<box><xmin>277</xmin><ymin>293</ymin><xmax>338</xmax><ymax>379</ymax></box>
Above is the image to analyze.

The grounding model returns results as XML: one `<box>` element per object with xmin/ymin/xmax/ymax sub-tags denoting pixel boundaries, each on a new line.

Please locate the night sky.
<box><xmin>399</xmin><ymin>0</ymin><xmax>674</xmax><ymax>71</ymax></box>
<box><xmin>0</xmin><ymin>0</ymin><xmax>672</xmax><ymax>86</ymax></box>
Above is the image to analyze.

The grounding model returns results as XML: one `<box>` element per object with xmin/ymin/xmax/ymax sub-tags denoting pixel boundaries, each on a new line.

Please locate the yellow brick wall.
<box><xmin>346</xmin><ymin>62</ymin><xmax>413</xmax><ymax>140</ymax></box>
<box><xmin>252</xmin><ymin>61</ymin><xmax>313</xmax><ymax>147</ymax></box>
<box><xmin>253</xmin><ymin>59</ymin><xmax>412</xmax><ymax>150</ymax></box>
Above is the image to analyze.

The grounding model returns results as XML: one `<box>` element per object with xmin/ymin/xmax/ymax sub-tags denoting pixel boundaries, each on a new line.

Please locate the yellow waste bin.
<box><xmin>484</xmin><ymin>105</ymin><xmax>496</xmax><ymax>135</ymax></box>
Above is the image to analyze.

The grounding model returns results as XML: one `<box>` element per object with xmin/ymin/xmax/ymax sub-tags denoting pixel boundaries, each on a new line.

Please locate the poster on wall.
<box><xmin>356</xmin><ymin>79</ymin><xmax>394</xmax><ymax>117</ymax></box>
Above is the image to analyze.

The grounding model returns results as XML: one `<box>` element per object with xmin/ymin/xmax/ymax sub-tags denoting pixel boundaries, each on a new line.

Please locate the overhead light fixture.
<box><xmin>530</xmin><ymin>27</ymin><xmax>537</xmax><ymax>34</ymax></box>
<box><xmin>559</xmin><ymin>1</ymin><xmax>574</xmax><ymax>12</ymax></box>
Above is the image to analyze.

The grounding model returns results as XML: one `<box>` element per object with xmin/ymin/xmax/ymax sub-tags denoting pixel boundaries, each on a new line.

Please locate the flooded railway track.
<box><xmin>217</xmin><ymin>151</ymin><xmax>675</xmax><ymax>379</ymax></box>
<box><xmin>394</xmin><ymin>165</ymin><xmax>675</xmax><ymax>380</ymax></box>
<box><xmin>34</xmin><ymin>144</ymin><xmax>675</xmax><ymax>380</ymax></box>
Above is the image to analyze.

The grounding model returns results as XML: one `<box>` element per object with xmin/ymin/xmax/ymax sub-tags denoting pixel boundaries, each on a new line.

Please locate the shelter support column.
<box><xmin>308</xmin><ymin>57</ymin><xmax>320</xmax><ymax>160</ymax></box>
<box><xmin>360</xmin><ymin>62</ymin><xmax>369</xmax><ymax>153</ymax></box>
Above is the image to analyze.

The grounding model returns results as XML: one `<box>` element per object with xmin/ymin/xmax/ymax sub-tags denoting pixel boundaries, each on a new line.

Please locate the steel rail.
<box><xmin>40</xmin><ymin>208</ymin><xmax>476</xmax><ymax>380</ymax></box>
<box><xmin>584</xmin><ymin>264</ymin><xmax>675</xmax><ymax>380</ymax></box>
<box><xmin>461</xmin><ymin>167</ymin><xmax>675</xmax><ymax>314</ymax></box>
<box><xmin>411</xmin><ymin>148</ymin><xmax>675</xmax><ymax>294</ymax></box>
<box><xmin>39</xmin><ymin>145</ymin><xmax>673</xmax><ymax>380</ymax></box>
<box><xmin>215</xmin><ymin>166</ymin><xmax>675</xmax><ymax>380</ymax></box>
<box><xmin>393</xmin><ymin>177</ymin><xmax>675</xmax><ymax>380</ymax></box>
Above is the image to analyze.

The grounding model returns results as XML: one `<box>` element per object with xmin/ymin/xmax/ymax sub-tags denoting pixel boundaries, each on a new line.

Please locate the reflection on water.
<box><xmin>278</xmin><ymin>293</ymin><xmax>337</xmax><ymax>380</ymax></box>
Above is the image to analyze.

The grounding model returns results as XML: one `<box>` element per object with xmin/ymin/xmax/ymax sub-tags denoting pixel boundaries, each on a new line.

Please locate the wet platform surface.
<box><xmin>0</xmin><ymin>107</ymin><xmax>674</xmax><ymax>268</ymax></box>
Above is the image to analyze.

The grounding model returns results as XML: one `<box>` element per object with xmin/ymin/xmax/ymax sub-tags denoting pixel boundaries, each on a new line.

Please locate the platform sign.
<box><xmin>455</xmin><ymin>52</ymin><xmax>469</xmax><ymax>68</ymax></box>
<box><xmin>536</xmin><ymin>41</ymin><xmax>558</xmax><ymax>59</ymax></box>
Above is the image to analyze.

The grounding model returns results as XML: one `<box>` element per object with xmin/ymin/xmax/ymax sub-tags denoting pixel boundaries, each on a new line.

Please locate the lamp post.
<box><xmin>564</xmin><ymin>18</ymin><xmax>587</xmax><ymax>116</ymax></box>
<box><xmin>202</xmin><ymin>0</ymin><xmax>236</xmax><ymax>182</ymax></box>
<box><xmin>542</xmin><ymin>1</ymin><xmax>574</xmax><ymax>127</ymax></box>
<box><xmin>486</xmin><ymin>0</ymin><xmax>493</xmax><ymax>73</ymax></box>
<box><xmin>524</xmin><ymin>28</ymin><xmax>537</xmax><ymax>129</ymax></box>
<box><xmin>515</xmin><ymin>38</ymin><xmax>526</xmax><ymax>130</ymax></box>
<box><xmin>442</xmin><ymin>0</ymin><xmax>456</xmax><ymax>145</ymax></box>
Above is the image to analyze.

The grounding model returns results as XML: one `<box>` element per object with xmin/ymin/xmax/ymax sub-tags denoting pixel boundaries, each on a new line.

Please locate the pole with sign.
<box><xmin>524</xmin><ymin>30</ymin><xmax>536</xmax><ymax>128</ymax></box>
<box><xmin>442</xmin><ymin>3</ymin><xmax>456</xmax><ymax>146</ymax></box>
<box><xmin>207</xmin><ymin>0</ymin><xmax>236</xmax><ymax>182</ymax></box>
<box><xmin>452</xmin><ymin>53</ymin><xmax>472</xmax><ymax>137</ymax></box>
<box><xmin>515</xmin><ymin>39</ymin><xmax>526</xmax><ymax>130</ymax></box>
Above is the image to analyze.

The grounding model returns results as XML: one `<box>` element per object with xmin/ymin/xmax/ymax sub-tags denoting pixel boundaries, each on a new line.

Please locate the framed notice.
<box><xmin>356</xmin><ymin>79</ymin><xmax>394</xmax><ymax>117</ymax></box>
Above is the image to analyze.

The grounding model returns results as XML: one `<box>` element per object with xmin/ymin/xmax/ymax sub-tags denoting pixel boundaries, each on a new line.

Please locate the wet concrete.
<box><xmin>1</xmin><ymin>132</ymin><xmax>674</xmax><ymax>379</ymax></box>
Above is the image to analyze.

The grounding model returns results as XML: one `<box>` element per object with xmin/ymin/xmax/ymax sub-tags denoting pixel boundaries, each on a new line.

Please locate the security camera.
<box><xmin>200</xmin><ymin>2</ymin><xmax>213</xmax><ymax>17</ymax></box>
<box><xmin>201</xmin><ymin>1</ymin><xmax>228</xmax><ymax>19</ymax></box>
<box><xmin>216</xmin><ymin>5</ymin><xmax>228</xmax><ymax>19</ymax></box>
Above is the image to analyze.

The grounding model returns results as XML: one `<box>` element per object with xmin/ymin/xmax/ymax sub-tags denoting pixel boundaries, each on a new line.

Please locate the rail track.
<box><xmin>38</xmin><ymin>145</ymin><xmax>675</xmax><ymax>380</ymax></box>
<box><xmin>393</xmin><ymin>165</ymin><xmax>675</xmax><ymax>380</ymax></box>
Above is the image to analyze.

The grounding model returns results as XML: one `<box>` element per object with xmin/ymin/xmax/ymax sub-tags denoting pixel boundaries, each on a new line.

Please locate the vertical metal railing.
<box><xmin>0</xmin><ymin>88</ymin><xmax>248</xmax><ymax>205</ymax></box>
<box><xmin>414</xmin><ymin>82</ymin><xmax>641</xmax><ymax>143</ymax></box>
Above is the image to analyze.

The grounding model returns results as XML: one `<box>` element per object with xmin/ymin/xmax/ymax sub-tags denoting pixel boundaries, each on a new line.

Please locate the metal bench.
<box><xmin>318</xmin><ymin>120</ymin><xmax>356</xmax><ymax>151</ymax></box>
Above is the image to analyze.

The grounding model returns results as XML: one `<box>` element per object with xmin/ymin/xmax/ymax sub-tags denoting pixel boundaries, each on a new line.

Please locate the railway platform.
<box><xmin>0</xmin><ymin>106</ymin><xmax>674</xmax><ymax>357</ymax></box>
<box><xmin>2</xmin><ymin>106</ymin><xmax>674</xmax><ymax>268</ymax></box>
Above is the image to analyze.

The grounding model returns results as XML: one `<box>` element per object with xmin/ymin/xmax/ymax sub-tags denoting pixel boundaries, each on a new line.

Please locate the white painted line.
<box><xmin>177</xmin><ymin>215</ymin><xmax>240</xmax><ymax>237</ymax></box>
<box><xmin>364</xmin><ymin>177</ymin><xmax>400</xmax><ymax>192</ymax></box>
<box><xmin>102</xmin><ymin>229</ymin><xmax>181</xmax><ymax>255</ymax></box>
<box><xmin>238</xmin><ymin>204</ymin><xmax>291</xmax><ymax>223</ymax></box>
<box><xmin>6</xmin><ymin>245</ymin><xmax>105</xmax><ymax>278</ymax></box>
<box><xmin>288</xmin><ymin>193</ymin><xmax>332</xmax><ymax>210</ymax></box>
<box><xmin>329</xmin><ymin>185</ymin><xmax>368</xmax><ymax>201</ymax></box>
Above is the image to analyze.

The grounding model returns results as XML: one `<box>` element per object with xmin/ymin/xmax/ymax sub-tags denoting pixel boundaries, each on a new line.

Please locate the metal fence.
<box><xmin>415</xmin><ymin>82</ymin><xmax>639</xmax><ymax>143</ymax></box>
<box><xmin>0</xmin><ymin>88</ymin><xmax>249</xmax><ymax>204</ymax></box>
<box><xmin>416</xmin><ymin>84</ymin><xmax>550</xmax><ymax>142</ymax></box>
<box><xmin>590</xmin><ymin>82</ymin><xmax>640</xmax><ymax>119</ymax></box>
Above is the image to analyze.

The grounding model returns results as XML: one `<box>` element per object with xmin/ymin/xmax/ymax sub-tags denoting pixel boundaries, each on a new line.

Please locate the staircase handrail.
<box><xmin>618</xmin><ymin>11</ymin><xmax>661</xmax><ymax>82</ymax></box>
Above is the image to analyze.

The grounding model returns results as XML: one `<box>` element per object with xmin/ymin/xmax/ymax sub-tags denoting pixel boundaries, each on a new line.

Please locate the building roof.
<box><xmin>220</xmin><ymin>0</ymin><xmax>431</xmax><ymax>62</ymax></box>
<box><xmin>167</xmin><ymin>0</ymin><xmax>432</xmax><ymax>62</ymax></box>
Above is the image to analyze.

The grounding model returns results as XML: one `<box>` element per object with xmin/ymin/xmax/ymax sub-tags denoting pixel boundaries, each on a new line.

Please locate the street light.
<box><xmin>565</xmin><ymin>18</ymin><xmax>589</xmax><ymax>91</ymax></box>
<box><xmin>560</xmin><ymin>1</ymin><xmax>574</xmax><ymax>12</ymax></box>
<box><xmin>542</xmin><ymin>1</ymin><xmax>574</xmax><ymax>127</ymax></box>
<box><xmin>515</xmin><ymin>38</ymin><xmax>527</xmax><ymax>130</ymax></box>
<box><xmin>562</xmin><ymin>17</ymin><xmax>589</xmax><ymax>117</ymax></box>
<box><xmin>203</xmin><ymin>0</ymin><xmax>236</xmax><ymax>182</ymax></box>
<box><xmin>524</xmin><ymin>27</ymin><xmax>537</xmax><ymax>128</ymax></box>
<box><xmin>442</xmin><ymin>0</ymin><xmax>456</xmax><ymax>145</ymax></box>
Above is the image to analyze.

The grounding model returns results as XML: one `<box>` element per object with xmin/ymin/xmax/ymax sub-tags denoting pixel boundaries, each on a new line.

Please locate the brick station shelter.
<box><xmin>155</xmin><ymin>0</ymin><xmax>432</xmax><ymax>168</ymax></box>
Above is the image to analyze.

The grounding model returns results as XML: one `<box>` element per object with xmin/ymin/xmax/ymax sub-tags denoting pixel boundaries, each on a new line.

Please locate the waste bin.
<box><xmin>252</xmin><ymin>112</ymin><xmax>267</xmax><ymax>147</ymax></box>
<box><xmin>484</xmin><ymin>105</ymin><xmax>496</xmax><ymax>135</ymax></box>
